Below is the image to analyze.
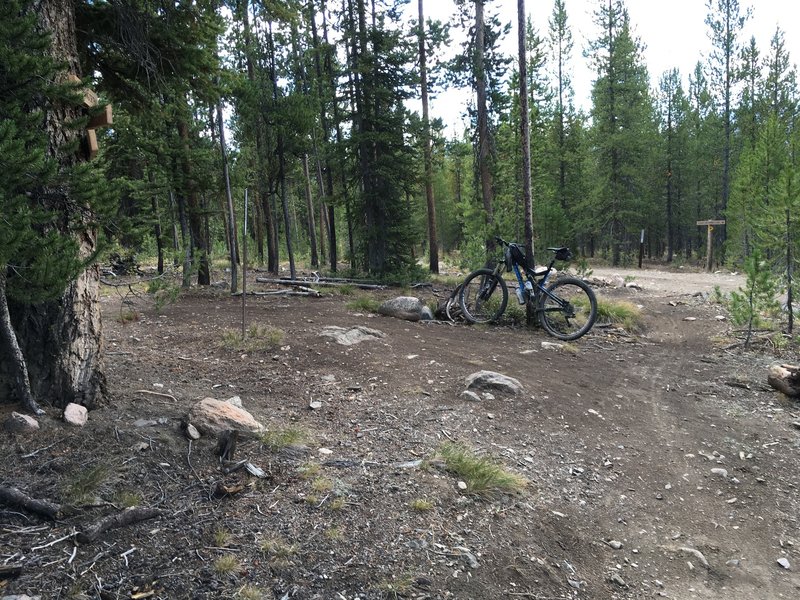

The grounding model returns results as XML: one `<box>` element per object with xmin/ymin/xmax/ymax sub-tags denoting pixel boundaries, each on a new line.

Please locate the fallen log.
<box><xmin>77</xmin><ymin>507</ymin><xmax>162</xmax><ymax>544</ymax></box>
<box><xmin>767</xmin><ymin>363</ymin><xmax>800</xmax><ymax>397</ymax></box>
<box><xmin>255</xmin><ymin>277</ymin><xmax>385</xmax><ymax>290</ymax></box>
<box><xmin>0</xmin><ymin>485</ymin><xmax>61</xmax><ymax>520</ymax></box>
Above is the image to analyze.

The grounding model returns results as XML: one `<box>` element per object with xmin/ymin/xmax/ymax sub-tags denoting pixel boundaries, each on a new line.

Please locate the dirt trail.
<box><xmin>1</xmin><ymin>268</ymin><xmax>798</xmax><ymax>600</ymax></box>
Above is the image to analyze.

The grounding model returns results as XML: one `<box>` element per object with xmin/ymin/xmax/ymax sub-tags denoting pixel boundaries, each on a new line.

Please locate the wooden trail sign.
<box><xmin>697</xmin><ymin>219</ymin><xmax>726</xmax><ymax>272</ymax></box>
<box><xmin>68</xmin><ymin>74</ymin><xmax>113</xmax><ymax>159</ymax></box>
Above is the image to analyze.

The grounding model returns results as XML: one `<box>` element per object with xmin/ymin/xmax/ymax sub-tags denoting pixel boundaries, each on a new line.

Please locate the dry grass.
<box><xmin>438</xmin><ymin>443</ymin><xmax>526</xmax><ymax>496</ymax></box>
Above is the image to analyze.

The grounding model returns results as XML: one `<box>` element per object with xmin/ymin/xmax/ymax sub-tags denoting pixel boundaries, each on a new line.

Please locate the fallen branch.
<box><xmin>0</xmin><ymin>565</ymin><xmax>23</xmax><ymax>579</ymax></box>
<box><xmin>135</xmin><ymin>389</ymin><xmax>177</xmax><ymax>402</ymax></box>
<box><xmin>0</xmin><ymin>485</ymin><xmax>61</xmax><ymax>520</ymax></box>
<box><xmin>77</xmin><ymin>507</ymin><xmax>162</xmax><ymax>544</ymax></box>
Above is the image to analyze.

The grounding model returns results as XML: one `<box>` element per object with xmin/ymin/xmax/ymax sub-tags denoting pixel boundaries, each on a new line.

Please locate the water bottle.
<box><xmin>516</xmin><ymin>286</ymin><xmax>526</xmax><ymax>305</ymax></box>
<box><xmin>524</xmin><ymin>280</ymin><xmax>533</xmax><ymax>294</ymax></box>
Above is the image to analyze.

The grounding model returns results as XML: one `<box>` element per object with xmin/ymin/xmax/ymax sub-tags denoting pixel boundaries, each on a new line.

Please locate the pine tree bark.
<box><xmin>3</xmin><ymin>0</ymin><xmax>106</xmax><ymax>410</ymax></box>
<box><xmin>517</xmin><ymin>0</ymin><xmax>534</xmax><ymax>266</ymax></box>
<box><xmin>475</xmin><ymin>0</ymin><xmax>495</xmax><ymax>254</ymax></box>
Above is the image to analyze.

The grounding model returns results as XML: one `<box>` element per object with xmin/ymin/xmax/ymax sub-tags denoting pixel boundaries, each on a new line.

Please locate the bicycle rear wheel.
<box><xmin>538</xmin><ymin>277</ymin><xmax>597</xmax><ymax>340</ymax></box>
<box><xmin>459</xmin><ymin>268</ymin><xmax>508</xmax><ymax>324</ymax></box>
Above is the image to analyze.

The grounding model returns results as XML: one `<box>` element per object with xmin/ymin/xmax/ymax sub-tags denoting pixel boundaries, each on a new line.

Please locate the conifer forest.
<box><xmin>1</xmin><ymin>0</ymin><xmax>799</xmax><ymax>407</ymax></box>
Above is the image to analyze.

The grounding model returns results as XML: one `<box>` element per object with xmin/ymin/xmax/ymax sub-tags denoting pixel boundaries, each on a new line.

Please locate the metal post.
<box><xmin>638</xmin><ymin>229</ymin><xmax>644</xmax><ymax>268</ymax></box>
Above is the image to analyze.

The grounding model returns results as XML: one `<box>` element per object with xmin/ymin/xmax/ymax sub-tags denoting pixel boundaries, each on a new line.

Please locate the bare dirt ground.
<box><xmin>2</xmin><ymin>265</ymin><xmax>800</xmax><ymax>600</ymax></box>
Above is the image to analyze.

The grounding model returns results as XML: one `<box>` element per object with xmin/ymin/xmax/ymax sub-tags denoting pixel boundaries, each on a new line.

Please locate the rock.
<box><xmin>541</xmin><ymin>341</ymin><xmax>564</xmax><ymax>351</ymax></box>
<box><xmin>319</xmin><ymin>325</ymin><xmax>385</xmax><ymax>346</ymax></box>
<box><xmin>1</xmin><ymin>595</ymin><xmax>42</xmax><ymax>600</ymax></box>
<box><xmin>710</xmin><ymin>468</ymin><xmax>728</xmax><ymax>478</ymax></box>
<box><xmin>609</xmin><ymin>572</ymin><xmax>627</xmax><ymax>587</ymax></box>
<box><xmin>465</xmin><ymin>371</ymin><xmax>523</xmax><ymax>395</ymax></box>
<box><xmin>457</xmin><ymin>481</ymin><xmax>467</xmax><ymax>490</ymax></box>
<box><xmin>683</xmin><ymin>316</ymin><xmax>697</xmax><ymax>322</ymax></box>
<box><xmin>459</xmin><ymin>390</ymin><xmax>482</xmax><ymax>402</ymax></box>
<box><xmin>679</xmin><ymin>547</ymin><xmax>710</xmax><ymax>569</ymax></box>
<box><xmin>454</xmin><ymin>546</ymin><xmax>479</xmax><ymax>569</ymax></box>
<box><xmin>226</xmin><ymin>395</ymin><xmax>243</xmax><ymax>408</ymax></box>
<box><xmin>187</xmin><ymin>398</ymin><xmax>264</xmax><ymax>436</ymax></box>
<box><xmin>3</xmin><ymin>412</ymin><xmax>39</xmax><ymax>433</ymax></box>
<box><xmin>63</xmin><ymin>403</ymin><xmax>88</xmax><ymax>427</ymax></box>
<box><xmin>777</xmin><ymin>557</ymin><xmax>791</xmax><ymax>570</ymax></box>
<box><xmin>377</xmin><ymin>296</ymin><xmax>432</xmax><ymax>322</ymax></box>
<box><xmin>607</xmin><ymin>540</ymin><xmax>624</xmax><ymax>550</ymax></box>
<box><xmin>185</xmin><ymin>423</ymin><xmax>201</xmax><ymax>440</ymax></box>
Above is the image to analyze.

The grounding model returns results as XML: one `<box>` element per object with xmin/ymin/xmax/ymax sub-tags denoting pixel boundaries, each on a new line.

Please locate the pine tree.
<box><xmin>586</xmin><ymin>0</ymin><xmax>658</xmax><ymax>265</ymax></box>
<box><xmin>1</xmin><ymin>0</ymin><xmax>114</xmax><ymax>411</ymax></box>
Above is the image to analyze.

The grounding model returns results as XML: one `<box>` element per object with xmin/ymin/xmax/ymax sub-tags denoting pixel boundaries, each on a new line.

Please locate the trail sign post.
<box><xmin>697</xmin><ymin>219</ymin><xmax>726</xmax><ymax>272</ymax></box>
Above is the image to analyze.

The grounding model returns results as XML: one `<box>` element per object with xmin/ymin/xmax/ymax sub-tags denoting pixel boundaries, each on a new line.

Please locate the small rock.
<box><xmin>457</xmin><ymin>481</ymin><xmax>468</xmax><ymax>490</ymax></box>
<box><xmin>609</xmin><ymin>573</ymin><xmax>627</xmax><ymax>587</ymax></box>
<box><xmin>308</xmin><ymin>399</ymin><xmax>322</xmax><ymax>410</ymax></box>
<box><xmin>188</xmin><ymin>398</ymin><xmax>263</xmax><ymax>435</ymax></box>
<box><xmin>654</xmin><ymin>579</ymin><xmax>664</xmax><ymax>588</ymax></box>
<box><xmin>541</xmin><ymin>341</ymin><xmax>564</xmax><ymax>351</ymax></box>
<box><xmin>791</xmin><ymin>421</ymin><xmax>800</xmax><ymax>430</ymax></box>
<box><xmin>459</xmin><ymin>390</ymin><xmax>482</xmax><ymax>402</ymax></box>
<box><xmin>226</xmin><ymin>395</ymin><xmax>243</xmax><ymax>408</ymax></box>
<box><xmin>465</xmin><ymin>370</ymin><xmax>523</xmax><ymax>395</ymax></box>
<box><xmin>185</xmin><ymin>423</ymin><xmax>201</xmax><ymax>440</ymax></box>
<box><xmin>726</xmin><ymin>559</ymin><xmax>741</xmax><ymax>568</ymax></box>
<box><xmin>319</xmin><ymin>325</ymin><xmax>385</xmax><ymax>346</ymax></box>
<box><xmin>679</xmin><ymin>547</ymin><xmax>710</xmax><ymax>569</ymax></box>
<box><xmin>777</xmin><ymin>557</ymin><xmax>791</xmax><ymax>570</ymax></box>
<box><xmin>711</xmin><ymin>468</ymin><xmax>728</xmax><ymax>478</ymax></box>
<box><xmin>63</xmin><ymin>403</ymin><xmax>88</xmax><ymax>426</ymax></box>
<box><xmin>683</xmin><ymin>316</ymin><xmax>697</xmax><ymax>321</ymax></box>
<box><xmin>454</xmin><ymin>546</ymin><xmax>479</xmax><ymax>569</ymax></box>
<box><xmin>318</xmin><ymin>447</ymin><xmax>333</xmax><ymax>455</ymax></box>
<box><xmin>3</xmin><ymin>412</ymin><xmax>40</xmax><ymax>434</ymax></box>
<box><xmin>482</xmin><ymin>392</ymin><xmax>495</xmax><ymax>401</ymax></box>
<box><xmin>133</xmin><ymin>441</ymin><xmax>149</xmax><ymax>452</ymax></box>
<box><xmin>1</xmin><ymin>595</ymin><xmax>42</xmax><ymax>600</ymax></box>
<box><xmin>567</xmin><ymin>578</ymin><xmax>582</xmax><ymax>590</ymax></box>
<box><xmin>607</xmin><ymin>540</ymin><xmax>624</xmax><ymax>550</ymax></box>
<box><xmin>133</xmin><ymin>418</ymin><xmax>159</xmax><ymax>427</ymax></box>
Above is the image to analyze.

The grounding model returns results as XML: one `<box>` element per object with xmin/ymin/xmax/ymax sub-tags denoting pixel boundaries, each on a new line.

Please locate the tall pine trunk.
<box><xmin>418</xmin><ymin>0</ymin><xmax>439</xmax><ymax>274</ymax></box>
<box><xmin>475</xmin><ymin>0</ymin><xmax>495</xmax><ymax>254</ymax></box>
<box><xmin>517</xmin><ymin>0</ymin><xmax>533</xmax><ymax>265</ymax></box>
<box><xmin>3</xmin><ymin>0</ymin><xmax>106</xmax><ymax>410</ymax></box>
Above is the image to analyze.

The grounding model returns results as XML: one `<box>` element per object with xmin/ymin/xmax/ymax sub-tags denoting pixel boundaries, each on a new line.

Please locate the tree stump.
<box><xmin>767</xmin><ymin>364</ymin><xmax>800</xmax><ymax>397</ymax></box>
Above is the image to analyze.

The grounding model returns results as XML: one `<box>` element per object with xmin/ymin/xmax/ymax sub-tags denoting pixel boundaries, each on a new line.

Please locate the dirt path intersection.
<box><xmin>1</xmin><ymin>267</ymin><xmax>799</xmax><ymax>599</ymax></box>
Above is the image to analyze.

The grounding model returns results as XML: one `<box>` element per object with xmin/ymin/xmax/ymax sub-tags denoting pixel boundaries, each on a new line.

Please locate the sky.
<box><xmin>409</xmin><ymin>0</ymin><xmax>800</xmax><ymax>135</ymax></box>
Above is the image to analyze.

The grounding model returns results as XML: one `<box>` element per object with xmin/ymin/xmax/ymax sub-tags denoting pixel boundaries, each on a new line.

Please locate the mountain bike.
<box><xmin>458</xmin><ymin>236</ymin><xmax>598</xmax><ymax>341</ymax></box>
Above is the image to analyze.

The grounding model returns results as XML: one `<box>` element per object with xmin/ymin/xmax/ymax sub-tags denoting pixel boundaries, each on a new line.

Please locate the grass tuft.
<box><xmin>64</xmin><ymin>464</ymin><xmax>110</xmax><ymax>505</ymax></box>
<box><xmin>409</xmin><ymin>498</ymin><xmax>434</xmax><ymax>512</ymax></box>
<box><xmin>213</xmin><ymin>554</ymin><xmax>241</xmax><ymax>575</ymax></box>
<box><xmin>346</xmin><ymin>295</ymin><xmax>381</xmax><ymax>313</ymax></box>
<box><xmin>221</xmin><ymin>324</ymin><xmax>284</xmax><ymax>352</ymax></box>
<box><xmin>260</xmin><ymin>426</ymin><xmax>309</xmax><ymax>452</ymax></box>
<box><xmin>594</xmin><ymin>297</ymin><xmax>643</xmax><ymax>332</ymax></box>
<box><xmin>211</xmin><ymin>527</ymin><xmax>231</xmax><ymax>547</ymax></box>
<box><xmin>260</xmin><ymin>537</ymin><xmax>297</xmax><ymax>568</ymax></box>
<box><xmin>438</xmin><ymin>443</ymin><xmax>526</xmax><ymax>496</ymax></box>
<box><xmin>237</xmin><ymin>586</ymin><xmax>265</xmax><ymax>600</ymax></box>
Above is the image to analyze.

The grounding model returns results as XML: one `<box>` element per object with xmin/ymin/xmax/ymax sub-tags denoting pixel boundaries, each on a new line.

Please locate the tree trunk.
<box><xmin>418</xmin><ymin>0</ymin><xmax>439</xmax><ymax>274</ymax></box>
<box><xmin>217</xmin><ymin>101</ymin><xmax>239</xmax><ymax>293</ymax></box>
<box><xmin>177</xmin><ymin>118</ymin><xmax>210</xmax><ymax>285</ymax></box>
<box><xmin>302</xmin><ymin>153</ymin><xmax>320</xmax><ymax>268</ymax></box>
<box><xmin>2</xmin><ymin>0</ymin><xmax>106</xmax><ymax>411</ymax></box>
<box><xmin>475</xmin><ymin>0</ymin><xmax>495</xmax><ymax>255</ymax></box>
<box><xmin>517</xmin><ymin>0</ymin><xmax>533</xmax><ymax>267</ymax></box>
<box><xmin>0</xmin><ymin>273</ymin><xmax>42</xmax><ymax>414</ymax></box>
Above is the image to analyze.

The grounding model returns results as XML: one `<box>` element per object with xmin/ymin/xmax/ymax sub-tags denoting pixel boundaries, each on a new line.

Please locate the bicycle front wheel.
<box><xmin>459</xmin><ymin>268</ymin><xmax>508</xmax><ymax>324</ymax></box>
<box><xmin>539</xmin><ymin>277</ymin><xmax>597</xmax><ymax>340</ymax></box>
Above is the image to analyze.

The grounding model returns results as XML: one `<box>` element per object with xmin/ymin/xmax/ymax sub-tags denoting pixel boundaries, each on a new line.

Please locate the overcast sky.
<box><xmin>409</xmin><ymin>0</ymin><xmax>799</xmax><ymax>135</ymax></box>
